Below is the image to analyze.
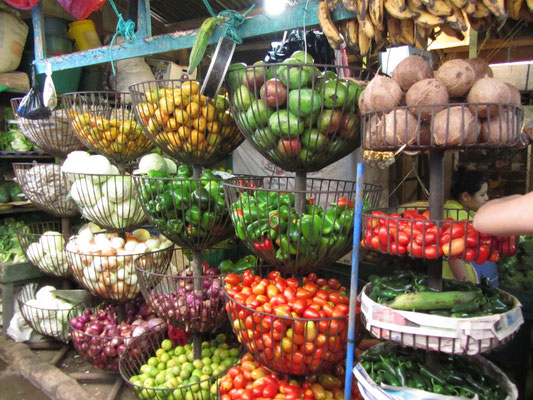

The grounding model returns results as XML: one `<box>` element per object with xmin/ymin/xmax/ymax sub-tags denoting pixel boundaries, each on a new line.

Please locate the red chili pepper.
<box><xmin>254</xmin><ymin>238</ymin><xmax>274</xmax><ymax>252</ymax></box>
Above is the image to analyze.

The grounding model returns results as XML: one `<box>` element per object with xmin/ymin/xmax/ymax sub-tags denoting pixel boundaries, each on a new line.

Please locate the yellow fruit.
<box><xmin>192</xmin><ymin>116</ymin><xmax>207</xmax><ymax>131</ymax></box>
<box><xmin>207</xmin><ymin>133</ymin><xmax>220</xmax><ymax>146</ymax></box>
<box><xmin>137</xmin><ymin>102</ymin><xmax>156</xmax><ymax>119</ymax></box>
<box><xmin>159</xmin><ymin>96</ymin><xmax>175</xmax><ymax>114</ymax></box>
<box><xmin>187</xmin><ymin>102</ymin><xmax>201</xmax><ymax>118</ymax></box>
<box><xmin>104</xmin><ymin>127</ymin><xmax>118</xmax><ymax>141</ymax></box>
<box><xmin>166</xmin><ymin>117</ymin><xmax>179</xmax><ymax>131</ymax></box>
<box><xmin>181</xmin><ymin>81</ymin><xmax>200</xmax><ymax>96</ymax></box>
<box><xmin>178</xmin><ymin>126</ymin><xmax>190</xmax><ymax>140</ymax></box>
<box><xmin>190</xmin><ymin>94</ymin><xmax>208</xmax><ymax>106</ymax></box>
<box><xmin>189</xmin><ymin>130</ymin><xmax>205</xmax><ymax>145</ymax></box>
<box><xmin>174</xmin><ymin>109</ymin><xmax>189</xmax><ymax>125</ymax></box>
<box><xmin>202</xmin><ymin>103</ymin><xmax>216</xmax><ymax>121</ymax></box>
<box><xmin>206</xmin><ymin>120</ymin><xmax>220</xmax><ymax>133</ymax></box>
<box><xmin>153</xmin><ymin>109</ymin><xmax>169</xmax><ymax>127</ymax></box>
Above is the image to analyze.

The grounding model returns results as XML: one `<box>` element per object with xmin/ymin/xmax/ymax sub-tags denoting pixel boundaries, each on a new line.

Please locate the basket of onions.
<box><xmin>68</xmin><ymin>299</ymin><xmax>165</xmax><ymax>371</ymax></box>
<box><xmin>136</xmin><ymin>248</ymin><xmax>227</xmax><ymax>333</ymax></box>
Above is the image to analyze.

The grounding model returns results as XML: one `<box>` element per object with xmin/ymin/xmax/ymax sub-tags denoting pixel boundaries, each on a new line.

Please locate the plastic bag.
<box><xmin>264</xmin><ymin>30</ymin><xmax>335</xmax><ymax>65</ymax></box>
<box><xmin>3</xmin><ymin>0</ymin><xmax>40</xmax><ymax>10</ymax></box>
<box><xmin>43</xmin><ymin>63</ymin><xmax>57</xmax><ymax>109</ymax></box>
<box><xmin>56</xmin><ymin>0</ymin><xmax>106</xmax><ymax>20</ymax></box>
<box><xmin>17</xmin><ymin>65</ymin><xmax>51</xmax><ymax>120</ymax></box>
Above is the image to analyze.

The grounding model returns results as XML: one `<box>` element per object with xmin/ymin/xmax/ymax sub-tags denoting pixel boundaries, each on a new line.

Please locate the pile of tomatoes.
<box><xmin>224</xmin><ymin>271</ymin><xmax>349</xmax><ymax>375</ymax></box>
<box><xmin>219</xmin><ymin>353</ymin><xmax>363</xmax><ymax>400</ymax></box>
<box><xmin>363</xmin><ymin>210</ymin><xmax>516</xmax><ymax>262</ymax></box>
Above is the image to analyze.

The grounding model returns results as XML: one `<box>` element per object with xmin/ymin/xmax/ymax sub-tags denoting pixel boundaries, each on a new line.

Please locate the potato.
<box><xmin>383</xmin><ymin>109</ymin><xmax>420</xmax><ymax>145</ymax></box>
<box><xmin>392</xmin><ymin>55</ymin><xmax>433</xmax><ymax>91</ymax></box>
<box><xmin>406</xmin><ymin>79</ymin><xmax>449</xmax><ymax>120</ymax></box>
<box><xmin>467</xmin><ymin>77</ymin><xmax>511</xmax><ymax>118</ymax></box>
<box><xmin>435</xmin><ymin>59</ymin><xmax>476</xmax><ymax>98</ymax></box>
<box><xmin>433</xmin><ymin>106</ymin><xmax>479</xmax><ymax>146</ymax></box>
<box><xmin>464</xmin><ymin>57</ymin><xmax>493</xmax><ymax>81</ymax></box>
<box><xmin>363</xmin><ymin>75</ymin><xmax>403</xmax><ymax>112</ymax></box>
<box><xmin>506</xmin><ymin>83</ymin><xmax>521</xmax><ymax>106</ymax></box>
<box><xmin>480</xmin><ymin>111</ymin><xmax>519</xmax><ymax>144</ymax></box>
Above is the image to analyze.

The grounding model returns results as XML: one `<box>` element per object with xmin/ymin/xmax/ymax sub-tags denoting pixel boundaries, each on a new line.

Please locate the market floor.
<box><xmin>0</xmin><ymin>358</ymin><xmax>49</xmax><ymax>400</ymax></box>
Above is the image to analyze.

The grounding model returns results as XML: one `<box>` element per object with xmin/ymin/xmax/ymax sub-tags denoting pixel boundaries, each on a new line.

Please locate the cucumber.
<box><xmin>188</xmin><ymin>17</ymin><xmax>217</xmax><ymax>74</ymax></box>
<box><xmin>387</xmin><ymin>291</ymin><xmax>480</xmax><ymax>311</ymax></box>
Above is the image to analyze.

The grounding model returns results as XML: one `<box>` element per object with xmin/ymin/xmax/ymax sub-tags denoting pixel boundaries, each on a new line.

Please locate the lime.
<box><xmin>161</xmin><ymin>339</ymin><xmax>173</xmax><ymax>352</ymax></box>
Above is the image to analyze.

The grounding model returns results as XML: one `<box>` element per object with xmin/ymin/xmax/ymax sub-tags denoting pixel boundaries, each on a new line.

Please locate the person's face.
<box><xmin>461</xmin><ymin>182</ymin><xmax>489</xmax><ymax>211</ymax></box>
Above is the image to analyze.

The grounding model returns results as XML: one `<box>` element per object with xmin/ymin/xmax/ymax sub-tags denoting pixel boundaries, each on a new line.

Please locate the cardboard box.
<box><xmin>146</xmin><ymin>59</ymin><xmax>196</xmax><ymax>81</ymax></box>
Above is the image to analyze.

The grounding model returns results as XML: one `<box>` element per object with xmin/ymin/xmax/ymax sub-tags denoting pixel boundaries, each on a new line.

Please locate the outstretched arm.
<box><xmin>473</xmin><ymin>192</ymin><xmax>533</xmax><ymax>236</ymax></box>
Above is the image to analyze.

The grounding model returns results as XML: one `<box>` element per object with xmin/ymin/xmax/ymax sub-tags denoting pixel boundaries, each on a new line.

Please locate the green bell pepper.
<box><xmin>167</xmin><ymin>219</ymin><xmax>184</xmax><ymax>234</ymax></box>
<box><xmin>192</xmin><ymin>187</ymin><xmax>210</xmax><ymax>208</ymax></box>
<box><xmin>147</xmin><ymin>170</ymin><xmax>170</xmax><ymax>178</ymax></box>
<box><xmin>279</xmin><ymin>205</ymin><xmax>290</xmax><ymax>220</ymax></box>
<box><xmin>278</xmin><ymin>235</ymin><xmax>298</xmax><ymax>255</ymax></box>
<box><xmin>324</xmin><ymin>208</ymin><xmax>341</xmax><ymax>235</ymax></box>
<box><xmin>200</xmin><ymin>211</ymin><xmax>217</xmax><ymax>230</ymax></box>
<box><xmin>185</xmin><ymin>205</ymin><xmax>202</xmax><ymax>224</ymax></box>
<box><xmin>155</xmin><ymin>193</ymin><xmax>173</xmax><ymax>212</ymax></box>
<box><xmin>254</xmin><ymin>190</ymin><xmax>268</xmax><ymax>204</ymax></box>
<box><xmin>246</xmin><ymin>219</ymin><xmax>270</xmax><ymax>240</ymax></box>
<box><xmin>280</xmin><ymin>193</ymin><xmax>295</xmax><ymax>207</ymax></box>
<box><xmin>275</xmin><ymin>248</ymin><xmax>290</xmax><ymax>262</ymax></box>
<box><xmin>177</xmin><ymin>164</ymin><xmax>193</xmax><ymax>178</ymax></box>
<box><xmin>300</xmin><ymin>214</ymin><xmax>323</xmax><ymax>245</ymax></box>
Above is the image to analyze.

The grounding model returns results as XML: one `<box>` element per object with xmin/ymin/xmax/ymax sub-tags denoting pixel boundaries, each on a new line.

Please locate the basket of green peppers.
<box><xmin>133</xmin><ymin>165</ymin><xmax>234</xmax><ymax>250</ymax></box>
<box><xmin>354</xmin><ymin>342</ymin><xmax>517</xmax><ymax>400</ymax></box>
<box><xmin>223</xmin><ymin>176</ymin><xmax>382</xmax><ymax>275</ymax></box>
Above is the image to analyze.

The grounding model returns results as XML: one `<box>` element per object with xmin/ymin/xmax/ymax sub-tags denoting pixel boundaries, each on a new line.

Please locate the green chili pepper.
<box><xmin>382</xmin><ymin>371</ymin><xmax>400</xmax><ymax>387</ymax></box>
<box><xmin>419</xmin><ymin>366</ymin><xmax>445</xmax><ymax>386</ymax></box>
<box><xmin>451</xmin><ymin>301</ymin><xmax>480</xmax><ymax>314</ymax></box>
<box><xmin>411</xmin><ymin>373</ymin><xmax>428</xmax><ymax>391</ymax></box>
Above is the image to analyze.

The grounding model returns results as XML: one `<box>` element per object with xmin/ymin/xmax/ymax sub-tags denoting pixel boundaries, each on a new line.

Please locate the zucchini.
<box><xmin>188</xmin><ymin>17</ymin><xmax>217</xmax><ymax>74</ymax></box>
<box><xmin>387</xmin><ymin>291</ymin><xmax>480</xmax><ymax>311</ymax></box>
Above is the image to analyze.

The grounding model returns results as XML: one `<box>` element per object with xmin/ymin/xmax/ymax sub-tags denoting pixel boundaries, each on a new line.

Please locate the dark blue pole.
<box><xmin>344</xmin><ymin>162</ymin><xmax>364</xmax><ymax>400</ymax></box>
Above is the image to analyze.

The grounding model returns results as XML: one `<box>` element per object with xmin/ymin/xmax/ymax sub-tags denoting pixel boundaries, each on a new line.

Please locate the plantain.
<box><xmin>327</xmin><ymin>0</ymin><xmax>340</xmax><ymax>10</ymax></box>
<box><xmin>386</xmin><ymin>14</ymin><xmax>404</xmax><ymax>45</ymax></box>
<box><xmin>425</xmin><ymin>0</ymin><xmax>454</xmax><ymax>16</ymax></box>
<box><xmin>415</xmin><ymin>8</ymin><xmax>446</xmax><ymax>25</ymax></box>
<box><xmin>369</xmin><ymin>0</ymin><xmax>385</xmax><ymax>27</ymax></box>
<box><xmin>358</xmin><ymin>14</ymin><xmax>376</xmax><ymax>39</ymax></box>
<box><xmin>344</xmin><ymin>19</ymin><xmax>360</xmax><ymax>53</ymax></box>
<box><xmin>385</xmin><ymin>0</ymin><xmax>420</xmax><ymax>18</ymax></box>
<box><xmin>449</xmin><ymin>0</ymin><xmax>468</xmax><ymax>8</ymax></box>
<box><xmin>467</xmin><ymin>14</ymin><xmax>487</xmax><ymax>29</ymax></box>
<box><xmin>188</xmin><ymin>17</ymin><xmax>217</xmax><ymax>74</ymax></box>
<box><xmin>356</xmin><ymin>0</ymin><xmax>369</xmax><ymax>18</ymax></box>
<box><xmin>446</xmin><ymin>2</ymin><xmax>468</xmax><ymax>30</ymax></box>
<box><xmin>374</xmin><ymin>24</ymin><xmax>386</xmax><ymax>47</ymax></box>
<box><xmin>408</xmin><ymin>0</ymin><xmax>426</xmax><ymax>9</ymax></box>
<box><xmin>318</xmin><ymin>1</ymin><xmax>344</xmax><ymax>49</ymax></box>
<box><xmin>421</xmin><ymin>0</ymin><xmax>435</xmax><ymax>7</ymax></box>
<box><xmin>414</xmin><ymin>25</ymin><xmax>431</xmax><ymax>49</ymax></box>
<box><xmin>342</xmin><ymin>0</ymin><xmax>359</xmax><ymax>11</ymax></box>
<box><xmin>462</xmin><ymin>1</ymin><xmax>477</xmax><ymax>14</ymax></box>
<box><xmin>482</xmin><ymin>0</ymin><xmax>506</xmax><ymax>16</ymax></box>
<box><xmin>400</xmin><ymin>18</ymin><xmax>415</xmax><ymax>44</ymax></box>
<box><xmin>507</xmin><ymin>0</ymin><xmax>524</xmax><ymax>18</ymax></box>
<box><xmin>358</xmin><ymin>22</ymin><xmax>371</xmax><ymax>55</ymax></box>
<box><xmin>472</xmin><ymin>1</ymin><xmax>491</xmax><ymax>17</ymax></box>
<box><xmin>441</xmin><ymin>23</ymin><xmax>466</xmax><ymax>39</ymax></box>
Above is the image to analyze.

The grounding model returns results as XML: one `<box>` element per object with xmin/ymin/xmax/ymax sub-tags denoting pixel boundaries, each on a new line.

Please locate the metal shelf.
<box><xmin>0</xmin><ymin>206</ymin><xmax>42</xmax><ymax>215</ymax></box>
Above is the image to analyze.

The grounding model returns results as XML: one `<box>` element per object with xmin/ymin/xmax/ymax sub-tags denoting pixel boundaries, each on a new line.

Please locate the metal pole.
<box><xmin>344</xmin><ymin>163</ymin><xmax>364</xmax><ymax>400</ymax></box>
<box><xmin>294</xmin><ymin>171</ymin><xmax>307</xmax><ymax>214</ymax></box>
<box><xmin>428</xmin><ymin>150</ymin><xmax>444</xmax><ymax>291</ymax></box>
<box><xmin>192</xmin><ymin>249</ymin><xmax>203</xmax><ymax>359</ymax></box>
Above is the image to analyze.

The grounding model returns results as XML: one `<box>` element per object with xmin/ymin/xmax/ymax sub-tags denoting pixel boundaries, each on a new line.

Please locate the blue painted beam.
<box><xmin>32</xmin><ymin>2</ymin><xmax>46</xmax><ymax>60</ymax></box>
<box><xmin>33</xmin><ymin>0</ymin><xmax>355</xmax><ymax>73</ymax></box>
<box><xmin>137</xmin><ymin>0</ymin><xmax>151</xmax><ymax>39</ymax></box>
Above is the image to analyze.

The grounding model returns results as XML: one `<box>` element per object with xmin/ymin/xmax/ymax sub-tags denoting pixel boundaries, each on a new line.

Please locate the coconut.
<box><xmin>364</xmin><ymin>115</ymin><xmax>385</xmax><ymax>147</ymax></box>
<box><xmin>433</xmin><ymin>106</ymin><xmax>479</xmax><ymax>146</ymax></box>
<box><xmin>506</xmin><ymin>83</ymin><xmax>521</xmax><ymax>106</ymax></box>
<box><xmin>464</xmin><ymin>57</ymin><xmax>493</xmax><ymax>81</ymax></box>
<box><xmin>406</xmin><ymin>79</ymin><xmax>449</xmax><ymax>120</ymax></box>
<box><xmin>358</xmin><ymin>88</ymin><xmax>369</xmax><ymax>114</ymax></box>
<box><xmin>392</xmin><ymin>55</ymin><xmax>433</xmax><ymax>91</ymax></box>
<box><xmin>434</xmin><ymin>59</ymin><xmax>476</xmax><ymax>98</ymax></box>
<box><xmin>363</xmin><ymin>75</ymin><xmax>403</xmax><ymax>112</ymax></box>
<box><xmin>383</xmin><ymin>109</ymin><xmax>420</xmax><ymax>145</ymax></box>
<box><xmin>467</xmin><ymin>77</ymin><xmax>511</xmax><ymax>118</ymax></box>
<box><xmin>480</xmin><ymin>112</ymin><xmax>519</xmax><ymax>144</ymax></box>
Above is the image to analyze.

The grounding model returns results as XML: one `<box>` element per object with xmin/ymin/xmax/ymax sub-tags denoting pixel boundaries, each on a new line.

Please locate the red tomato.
<box><xmin>286</xmin><ymin>278</ymin><xmax>299</xmax><ymax>289</ymax></box>
<box><xmin>292</xmin><ymin>299</ymin><xmax>307</xmax><ymax>315</ymax></box>
<box><xmin>488</xmin><ymin>249</ymin><xmax>500</xmax><ymax>262</ymax></box>
<box><xmin>424</xmin><ymin>245</ymin><xmax>442</xmax><ymax>259</ymax></box>
<box><xmin>332</xmin><ymin>304</ymin><xmax>349</xmax><ymax>317</ymax></box>
<box><xmin>327</xmin><ymin>279</ymin><xmax>341</xmax><ymax>290</ymax></box>
<box><xmin>307</xmin><ymin>273</ymin><xmax>318</xmax><ymax>283</ymax></box>
<box><xmin>390</xmin><ymin>242</ymin><xmax>407</xmax><ymax>255</ymax></box>
<box><xmin>466</xmin><ymin>231</ymin><xmax>480</xmax><ymax>248</ymax></box>
<box><xmin>415</xmin><ymin>231</ymin><xmax>437</xmax><ymax>246</ymax></box>
<box><xmin>442</xmin><ymin>238</ymin><xmax>466</xmax><ymax>258</ymax></box>
<box><xmin>226</xmin><ymin>274</ymin><xmax>240</xmax><ymax>285</ymax></box>
<box><xmin>263</xmin><ymin>384</ymin><xmax>279</xmax><ymax>398</ymax></box>
<box><xmin>407</xmin><ymin>241</ymin><xmax>423</xmax><ymax>257</ymax></box>
<box><xmin>378</xmin><ymin>226</ymin><xmax>391</xmax><ymax>246</ymax></box>
<box><xmin>322</xmin><ymin>303</ymin><xmax>334</xmax><ymax>318</ymax></box>
<box><xmin>303</xmin><ymin>307</ymin><xmax>320</xmax><ymax>319</ymax></box>
<box><xmin>296</xmin><ymin>288</ymin><xmax>313</xmax><ymax>300</ymax></box>
<box><xmin>234</xmin><ymin>374</ymin><xmax>246</xmax><ymax>389</ymax></box>
<box><xmin>475</xmin><ymin>245</ymin><xmax>490</xmax><ymax>264</ymax></box>
<box><xmin>315</xmin><ymin>278</ymin><xmax>327</xmax><ymax>287</ymax></box>
<box><xmin>464</xmin><ymin>248</ymin><xmax>476</xmax><ymax>262</ymax></box>
<box><xmin>397</xmin><ymin>231</ymin><xmax>410</xmax><ymax>246</ymax></box>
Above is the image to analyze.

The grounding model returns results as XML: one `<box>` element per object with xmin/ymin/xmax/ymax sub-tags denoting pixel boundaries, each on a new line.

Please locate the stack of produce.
<box><xmin>0</xmin><ymin>108</ymin><xmax>35</xmax><ymax>152</ymax></box>
<box><xmin>361</xmin><ymin>56</ymin><xmax>522</xmax><ymax>148</ymax></box>
<box><xmin>24</xmin><ymin>229</ymin><xmax>69</xmax><ymax>276</ymax></box>
<box><xmin>0</xmin><ymin>218</ymin><xmax>26</xmax><ymax>264</ymax></box>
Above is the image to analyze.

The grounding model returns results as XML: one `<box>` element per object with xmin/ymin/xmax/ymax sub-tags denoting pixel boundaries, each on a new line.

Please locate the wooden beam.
<box><xmin>164</xmin><ymin>7</ymin><xmax>264</xmax><ymax>32</ymax></box>
<box><xmin>235</xmin><ymin>41</ymin><xmax>273</xmax><ymax>52</ymax></box>
<box><xmin>33</xmin><ymin>0</ymin><xmax>354</xmax><ymax>73</ymax></box>
<box><xmin>443</xmin><ymin>36</ymin><xmax>533</xmax><ymax>53</ymax></box>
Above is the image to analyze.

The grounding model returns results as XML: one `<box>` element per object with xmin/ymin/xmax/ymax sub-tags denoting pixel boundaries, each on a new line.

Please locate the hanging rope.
<box><xmin>108</xmin><ymin>0</ymin><xmax>137</xmax><ymax>75</ymax></box>
<box><xmin>202</xmin><ymin>0</ymin><xmax>255</xmax><ymax>44</ymax></box>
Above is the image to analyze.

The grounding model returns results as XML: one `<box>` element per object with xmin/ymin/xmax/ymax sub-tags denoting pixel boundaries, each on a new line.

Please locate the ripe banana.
<box><xmin>400</xmin><ymin>18</ymin><xmax>415</xmax><ymax>44</ymax></box>
<box><xmin>462</xmin><ymin>2</ymin><xmax>477</xmax><ymax>14</ymax></box>
<box><xmin>446</xmin><ymin>2</ymin><xmax>468</xmax><ymax>30</ymax></box>
<box><xmin>358</xmin><ymin>22</ymin><xmax>371</xmax><ymax>54</ymax></box>
<box><xmin>472</xmin><ymin>1</ymin><xmax>491</xmax><ymax>17</ymax></box>
<box><xmin>318</xmin><ymin>1</ymin><xmax>344</xmax><ymax>49</ymax></box>
<box><xmin>374</xmin><ymin>24</ymin><xmax>386</xmax><ymax>45</ymax></box>
<box><xmin>358</xmin><ymin>14</ymin><xmax>376</xmax><ymax>39</ymax></box>
<box><xmin>450</xmin><ymin>0</ymin><xmax>468</xmax><ymax>8</ymax></box>
<box><xmin>344</xmin><ymin>19</ymin><xmax>360</xmax><ymax>53</ymax></box>
<box><xmin>467</xmin><ymin>14</ymin><xmax>487</xmax><ymax>29</ymax></box>
<box><xmin>507</xmin><ymin>0</ymin><xmax>524</xmax><ymax>19</ymax></box>
<box><xmin>369</xmin><ymin>0</ymin><xmax>384</xmax><ymax>27</ymax></box>
<box><xmin>414</xmin><ymin>25</ymin><xmax>431</xmax><ymax>49</ymax></box>
<box><xmin>356</xmin><ymin>0</ymin><xmax>369</xmax><ymax>18</ymax></box>
<box><xmin>385</xmin><ymin>0</ymin><xmax>419</xmax><ymax>18</ymax></box>
<box><xmin>408</xmin><ymin>0</ymin><xmax>425</xmax><ymax>10</ymax></box>
<box><xmin>482</xmin><ymin>0</ymin><xmax>506</xmax><ymax>16</ymax></box>
<box><xmin>441</xmin><ymin>23</ymin><xmax>466</xmax><ymax>40</ymax></box>
<box><xmin>386</xmin><ymin>14</ymin><xmax>403</xmax><ymax>45</ymax></box>
<box><xmin>327</xmin><ymin>0</ymin><xmax>340</xmax><ymax>10</ymax></box>
<box><xmin>415</xmin><ymin>8</ymin><xmax>446</xmax><ymax>25</ymax></box>
<box><xmin>425</xmin><ymin>0</ymin><xmax>454</xmax><ymax>16</ymax></box>
<box><xmin>342</xmin><ymin>0</ymin><xmax>358</xmax><ymax>12</ymax></box>
<box><xmin>421</xmin><ymin>0</ymin><xmax>435</xmax><ymax>8</ymax></box>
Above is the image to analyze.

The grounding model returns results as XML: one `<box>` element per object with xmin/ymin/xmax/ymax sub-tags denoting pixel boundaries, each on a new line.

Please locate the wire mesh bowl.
<box><xmin>15</xmin><ymin>221</ymin><xmax>70</xmax><ymax>278</ymax></box>
<box><xmin>66</xmin><ymin>234</ymin><xmax>174</xmax><ymax>303</ymax></box>
<box><xmin>17</xmin><ymin>283</ymin><xmax>75</xmax><ymax>342</ymax></box>
<box><xmin>362</xmin><ymin>103</ymin><xmax>523</xmax><ymax>150</ymax></box>
<box><xmin>64</xmin><ymin>171</ymin><xmax>146</xmax><ymax>232</ymax></box>
<box><xmin>10</xmin><ymin>98</ymin><xmax>85</xmax><ymax>158</ymax></box>
<box><xmin>61</xmin><ymin>92</ymin><xmax>153</xmax><ymax>168</ymax></box>
<box><xmin>133</xmin><ymin>175</ymin><xmax>234</xmax><ymax>250</ymax></box>
<box><xmin>225</xmin><ymin>289</ymin><xmax>347</xmax><ymax>375</ymax></box>
<box><xmin>119</xmin><ymin>327</ymin><xmax>240</xmax><ymax>400</ymax></box>
<box><xmin>226</xmin><ymin>63</ymin><xmax>372</xmax><ymax>172</ymax></box>
<box><xmin>362</xmin><ymin>207</ymin><xmax>517</xmax><ymax>262</ymax></box>
<box><xmin>223</xmin><ymin>176</ymin><xmax>383</xmax><ymax>275</ymax></box>
<box><xmin>136</xmin><ymin>248</ymin><xmax>230</xmax><ymax>334</ymax></box>
<box><xmin>13</xmin><ymin>163</ymin><xmax>78</xmax><ymax>217</ymax></box>
<box><xmin>68</xmin><ymin>299</ymin><xmax>166</xmax><ymax>370</ymax></box>
<box><xmin>129</xmin><ymin>80</ymin><xmax>243</xmax><ymax>167</ymax></box>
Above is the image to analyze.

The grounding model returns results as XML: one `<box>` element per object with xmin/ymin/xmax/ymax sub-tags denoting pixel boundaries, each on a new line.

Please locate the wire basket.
<box><xmin>13</xmin><ymin>163</ymin><xmax>78</xmax><ymax>217</ymax></box>
<box><xmin>226</xmin><ymin>63</ymin><xmax>372</xmax><ymax>172</ymax></box>
<box><xmin>68</xmin><ymin>300</ymin><xmax>164</xmax><ymax>371</ymax></box>
<box><xmin>129</xmin><ymin>80</ymin><xmax>243</xmax><ymax>167</ymax></box>
<box><xmin>223</xmin><ymin>176</ymin><xmax>383</xmax><ymax>275</ymax></box>
<box><xmin>64</xmin><ymin>171</ymin><xmax>146</xmax><ymax>232</ymax></box>
<box><xmin>17</xmin><ymin>283</ymin><xmax>73</xmax><ymax>342</ymax></box>
<box><xmin>225</xmin><ymin>289</ymin><xmax>347</xmax><ymax>375</ymax></box>
<box><xmin>61</xmin><ymin>92</ymin><xmax>153</xmax><ymax>168</ymax></box>
<box><xmin>10</xmin><ymin>98</ymin><xmax>85</xmax><ymax>158</ymax></box>
<box><xmin>15</xmin><ymin>221</ymin><xmax>70</xmax><ymax>278</ymax></box>
<box><xmin>362</xmin><ymin>207</ymin><xmax>517</xmax><ymax>262</ymax></box>
<box><xmin>66</xmin><ymin>237</ymin><xmax>174</xmax><ymax>303</ymax></box>
<box><xmin>119</xmin><ymin>327</ymin><xmax>239</xmax><ymax>400</ymax></box>
<box><xmin>136</xmin><ymin>248</ymin><xmax>228</xmax><ymax>333</ymax></box>
<box><xmin>362</xmin><ymin>103</ymin><xmax>523</xmax><ymax>150</ymax></box>
<box><xmin>133</xmin><ymin>175</ymin><xmax>234</xmax><ymax>250</ymax></box>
